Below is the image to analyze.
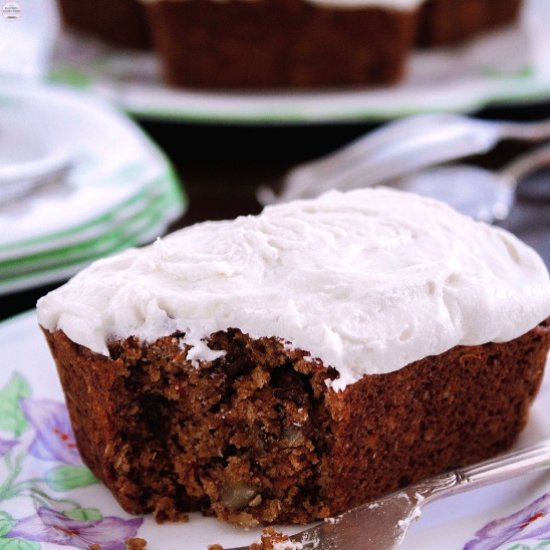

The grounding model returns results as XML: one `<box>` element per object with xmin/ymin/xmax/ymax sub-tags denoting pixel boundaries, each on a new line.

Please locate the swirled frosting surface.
<box><xmin>37</xmin><ymin>188</ymin><xmax>550</xmax><ymax>391</ymax></box>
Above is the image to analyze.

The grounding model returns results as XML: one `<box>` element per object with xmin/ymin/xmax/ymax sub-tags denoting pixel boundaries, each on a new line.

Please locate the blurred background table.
<box><xmin>1</xmin><ymin>100</ymin><xmax>549</xmax><ymax>321</ymax></box>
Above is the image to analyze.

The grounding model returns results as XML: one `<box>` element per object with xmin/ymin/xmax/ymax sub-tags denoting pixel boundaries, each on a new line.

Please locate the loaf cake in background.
<box><xmin>143</xmin><ymin>0</ymin><xmax>419</xmax><ymax>89</ymax></box>
<box><xmin>417</xmin><ymin>0</ymin><xmax>523</xmax><ymax>47</ymax></box>
<box><xmin>143</xmin><ymin>0</ymin><xmax>523</xmax><ymax>89</ymax></box>
<box><xmin>57</xmin><ymin>0</ymin><xmax>151</xmax><ymax>50</ymax></box>
<box><xmin>57</xmin><ymin>0</ymin><xmax>524</xmax><ymax>89</ymax></box>
<box><xmin>37</xmin><ymin>188</ymin><xmax>550</xmax><ymax>526</ymax></box>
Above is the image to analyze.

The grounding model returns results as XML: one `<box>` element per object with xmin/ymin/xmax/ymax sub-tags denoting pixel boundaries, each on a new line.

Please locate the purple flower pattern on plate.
<box><xmin>463</xmin><ymin>493</ymin><xmax>550</xmax><ymax>550</ymax></box>
<box><xmin>20</xmin><ymin>399</ymin><xmax>81</xmax><ymax>465</ymax></box>
<box><xmin>7</xmin><ymin>507</ymin><xmax>143</xmax><ymax>550</ymax></box>
<box><xmin>0</xmin><ymin>438</ymin><xmax>17</xmax><ymax>458</ymax></box>
<box><xmin>0</xmin><ymin>377</ymin><xmax>145</xmax><ymax>550</ymax></box>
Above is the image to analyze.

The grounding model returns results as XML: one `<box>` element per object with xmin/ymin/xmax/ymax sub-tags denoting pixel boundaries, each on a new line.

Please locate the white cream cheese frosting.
<box><xmin>37</xmin><ymin>188</ymin><xmax>550</xmax><ymax>391</ymax></box>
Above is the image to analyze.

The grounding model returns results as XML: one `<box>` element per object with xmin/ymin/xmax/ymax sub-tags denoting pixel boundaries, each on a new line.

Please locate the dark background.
<box><xmin>2</xmin><ymin>100</ymin><xmax>550</xmax><ymax>321</ymax></box>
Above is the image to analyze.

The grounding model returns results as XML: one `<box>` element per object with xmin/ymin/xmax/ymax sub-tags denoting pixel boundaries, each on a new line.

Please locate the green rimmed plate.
<box><xmin>0</xmin><ymin>169</ymin><xmax>182</xmax><ymax>263</ymax></box>
<box><xmin>0</xmin><ymin>82</ymin><xmax>186</xmax><ymax>294</ymax></box>
<box><xmin>0</xmin><ymin>198</ymin><xmax>179</xmax><ymax>296</ymax></box>
<box><xmin>0</xmin><ymin>172</ymin><xmax>181</xmax><ymax>279</ymax></box>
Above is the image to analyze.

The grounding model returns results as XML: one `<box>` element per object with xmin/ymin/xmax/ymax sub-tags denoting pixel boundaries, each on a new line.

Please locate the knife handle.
<box><xmin>456</xmin><ymin>439</ymin><xmax>550</xmax><ymax>492</ymax></box>
<box><xmin>412</xmin><ymin>439</ymin><xmax>550</xmax><ymax>503</ymax></box>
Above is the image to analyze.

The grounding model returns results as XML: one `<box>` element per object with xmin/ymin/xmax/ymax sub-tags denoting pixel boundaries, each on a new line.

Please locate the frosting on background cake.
<box><xmin>139</xmin><ymin>0</ymin><xmax>426</xmax><ymax>8</ymax></box>
<box><xmin>38</xmin><ymin>188</ymin><xmax>550</xmax><ymax>391</ymax></box>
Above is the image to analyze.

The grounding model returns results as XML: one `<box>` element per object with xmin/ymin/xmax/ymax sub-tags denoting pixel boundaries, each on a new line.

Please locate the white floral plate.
<box><xmin>48</xmin><ymin>0</ymin><xmax>550</xmax><ymax>124</ymax></box>
<box><xmin>0</xmin><ymin>311</ymin><xmax>548</xmax><ymax>549</ymax></box>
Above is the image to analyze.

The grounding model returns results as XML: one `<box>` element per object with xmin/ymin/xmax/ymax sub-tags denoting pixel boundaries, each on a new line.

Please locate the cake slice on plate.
<box><xmin>38</xmin><ymin>188</ymin><xmax>550</xmax><ymax>526</ymax></box>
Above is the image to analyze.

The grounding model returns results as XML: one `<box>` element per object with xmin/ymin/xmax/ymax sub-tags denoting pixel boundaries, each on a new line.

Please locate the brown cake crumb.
<box><xmin>126</xmin><ymin>538</ymin><xmax>147</xmax><ymax>550</ymax></box>
<box><xmin>154</xmin><ymin>510</ymin><xmax>189</xmax><ymax>524</ymax></box>
<box><xmin>89</xmin><ymin>538</ymin><xmax>148</xmax><ymax>550</ymax></box>
<box><xmin>250</xmin><ymin>527</ymin><xmax>294</xmax><ymax>550</ymax></box>
<box><xmin>208</xmin><ymin>545</ymin><xmax>224</xmax><ymax>550</ymax></box>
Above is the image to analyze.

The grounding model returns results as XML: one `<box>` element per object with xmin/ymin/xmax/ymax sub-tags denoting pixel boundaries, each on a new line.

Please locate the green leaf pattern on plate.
<box><xmin>46</xmin><ymin>466</ymin><xmax>97</xmax><ymax>492</ymax></box>
<box><xmin>0</xmin><ymin>374</ymin><xmax>30</xmax><ymax>438</ymax></box>
<box><xmin>0</xmin><ymin>539</ymin><xmax>39</xmax><ymax>550</ymax></box>
<box><xmin>507</xmin><ymin>543</ymin><xmax>550</xmax><ymax>550</ymax></box>
<box><xmin>63</xmin><ymin>508</ymin><xmax>102</xmax><ymax>522</ymax></box>
<box><xmin>0</xmin><ymin>512</ymin><xmax>14</xmax><ymax>537</ymax></box>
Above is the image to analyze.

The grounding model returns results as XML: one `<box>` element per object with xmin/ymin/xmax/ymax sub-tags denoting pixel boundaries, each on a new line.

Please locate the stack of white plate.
<box><xmin>0</xmin><ymin>83</ymin><xmax>186</xmax><ymax>295</ymax></box>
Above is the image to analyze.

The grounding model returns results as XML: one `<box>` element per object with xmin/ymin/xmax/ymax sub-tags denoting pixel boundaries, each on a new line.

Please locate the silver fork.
<box><xmin>257</xmin><ymin>113</ymin><xmax>550</xmax><ymax>205</ymax></box>
<box><xmin>228</xmin><ymin>440</ymin><xmax>550</xmax><ymax>550</ymax></box>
